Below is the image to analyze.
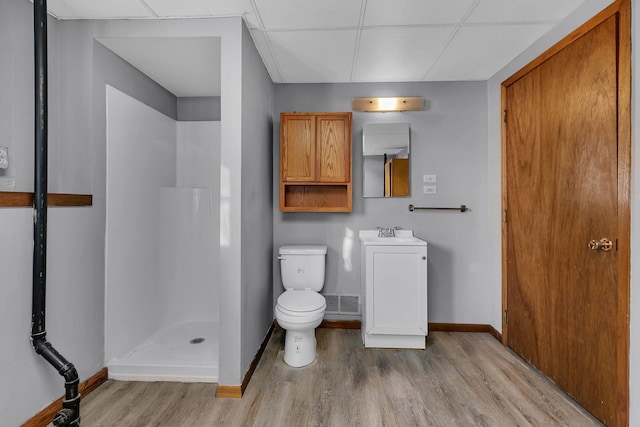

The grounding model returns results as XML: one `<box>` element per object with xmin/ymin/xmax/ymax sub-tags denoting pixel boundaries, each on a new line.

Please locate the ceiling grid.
<box><xmin>348</xmin><ymin>0</ymin><xmax>369</xmax><ymax>83</ymax></box>
<box><xmin>35</xmin><ymin>0</ymin><xmax>588</xmax><ymax>94</ymax></box>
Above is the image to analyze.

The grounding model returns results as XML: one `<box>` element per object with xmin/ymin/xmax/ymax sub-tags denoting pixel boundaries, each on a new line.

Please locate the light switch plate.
<box><xmin>423</xmin><ymin>174</ymin><xmax>436</xmax><ymax>183</ymax></box>
<box><xmin>423</xmin><ymin>185</ymin><xmax>437</xmax><ymax>194</ymax></box>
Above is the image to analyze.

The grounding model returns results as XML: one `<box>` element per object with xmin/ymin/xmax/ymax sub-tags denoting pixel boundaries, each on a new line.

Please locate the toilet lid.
<box><xmin>277</xmin><ymin>290</ymin><xmax>326</xmax><ymax>312</ymax></box>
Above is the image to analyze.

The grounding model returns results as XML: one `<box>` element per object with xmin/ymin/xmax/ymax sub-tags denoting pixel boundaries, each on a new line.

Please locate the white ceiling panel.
<box><xmin>363</xmin><ymin>0</ymin><xmax>476</xmax><ymax>26</ymax></box>
<box><xmin>466</xmin><ymin>0</ymin><xmax>587</xmax><ymax>24</ymax></box>
<box><xmin>253</xmin><ymin>0</ymin><xmax>363</xmax><ymax>30</ymax></box>
<box><xmin>97</xmin><ymin>37</ymin><xmax>221</xmax><ymax>97</ymax></box>
<box><xmin>142</xmin><ymin>0</ymin><xmax>251</xmax><ymax>17</ymax></box>
<box><xmin>46</xmin><ymin>0</ymin><xmax>155</xmax><ymax>19</ymax></box>
<box><xmin>268</xmin><ymin>30</ymin><xmax>357</xmax><ymax>83</ymax></box>
<box><xmin>142</xmin><ymin>0</ymin><xmax>260</xmax><ymax>27</ymax></box>
<box><xmin>354</xmin><ymin>26</ymin><xmax>456</xmax><ymax>82</ymax></box>
<box><xmin>426</xmin><ymin>24</ymin><xmax>553</xmax><ymax>81</ymax></box>
<box><xmin>39</xmin><ymin>0</ymin><xmax>590</xmax><ymax>86</ymax></box>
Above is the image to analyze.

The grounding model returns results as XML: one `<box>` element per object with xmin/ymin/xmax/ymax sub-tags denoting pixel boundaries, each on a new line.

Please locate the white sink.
<box><xmin>359</xmin><ymin>230</ymin><xmax>427</xmax><ymax>246</ymax></box>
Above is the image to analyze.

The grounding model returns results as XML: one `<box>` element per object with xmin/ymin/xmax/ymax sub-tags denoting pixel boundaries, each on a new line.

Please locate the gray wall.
<box><xmin>273</xmin><ymin>82</ymin><xmax>491</xmax><ymax>326</ymax></box>
<box><xmin>0</xmin><ymin>0</ymin><xmax>62</xmax><ymax>192</ymax></box>
<box><xmin>94</xmin><ymin>43</ymin><xmax>177</xmax><ymax>120</ymax></box>
<box><xmin>178</xmin><ymin>96</ymin><xmax>221</xmax><ymax>121</ymax></box>
<box><xmin>0</xmin><ymin>2</ymin><xmax>103</xmax><ymax>425</ymax></box>
<box><xmin>240</xmin><ymin>22</ymin><xmax>275</xmax><ymax>375</ymax></box>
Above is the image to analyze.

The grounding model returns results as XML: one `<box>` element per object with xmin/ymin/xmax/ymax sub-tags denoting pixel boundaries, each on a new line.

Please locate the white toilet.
<box><xmin>275</xmin><ymin>245</ymin><xmax>327</xmax><ymax>367</ymax></box>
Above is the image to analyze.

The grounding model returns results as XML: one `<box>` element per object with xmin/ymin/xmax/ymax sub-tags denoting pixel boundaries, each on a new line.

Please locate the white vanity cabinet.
<box><xmin>359</xmin><ymin>230</ymin><xmax>428</xmax><ymax>349</ymax></box>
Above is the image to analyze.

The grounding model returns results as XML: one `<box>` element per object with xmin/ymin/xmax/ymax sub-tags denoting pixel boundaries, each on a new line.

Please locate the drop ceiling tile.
<box><xmin>466</xmin><ymin>0</ymin><xmax>586</xmax><ymax>24</ymax></box>
<box><xmin>142</xmin><ymin>0</ymin><xmax>258</xmax><ymax>25</ymax></box>
<box><xmin>254</xmin><ymin>0</ymin><xmax>363</xmax><ymax>30</ymax></box>
<box><xmin>426</xmin><ymin>24</ymin><xmax>554</xmax><ymax>81</ymax></box>
<box><xmin>354</xmin><ymin>26</ymin><xmax>456</xmax><ymax>82</ymax></box>
<box><xmin>46</xmin><ymin>0</ymin><xmax>155</xmax><ymax>19</ymax></box>
<box><xmin>364</xmin><ymin>0</ymin><xmax>476</xmax><ymax>26</ymax></box>
<box><xmin>97</xmin><ymin>37</ymin><xmax>221</xmax><ymax>97</ymax></box>
<box><xmin>267</xmin><ymin>30</ymin><xmax>357</xmax><ymax>83</ymax></box>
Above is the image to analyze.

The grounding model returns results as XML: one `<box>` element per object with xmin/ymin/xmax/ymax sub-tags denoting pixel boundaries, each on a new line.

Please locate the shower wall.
<box><xmin>105</xmin><ymin>85</ymin><xmax>220</xmax><ymax>362</ymax></box>
<box><xmin>158</xmin><ymin>188</ymin><xmax>216</xmax><ymax>328</ymax></box>
<box><xmin>105</xmin><ymin>85</ymin><xmax>175</xmax><ymax>362</ymax></box>
<box><xmin>159</xmin><ymin>121</ymin><xmax>222</xmax><ymax>327</ymax></box>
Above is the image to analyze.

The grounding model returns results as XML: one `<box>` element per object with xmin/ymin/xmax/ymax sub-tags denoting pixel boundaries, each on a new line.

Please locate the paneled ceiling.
<box><xmin>38</xmin><ymin>0</ymin><xmax>588</xmax><ymax>95</ymax></box>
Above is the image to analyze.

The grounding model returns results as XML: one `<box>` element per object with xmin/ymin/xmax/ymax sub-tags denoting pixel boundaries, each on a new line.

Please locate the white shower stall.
<box><xmin>104</xmin><ymin>85</ymin><xmax>221</xmax><ymax>382</ymax></box>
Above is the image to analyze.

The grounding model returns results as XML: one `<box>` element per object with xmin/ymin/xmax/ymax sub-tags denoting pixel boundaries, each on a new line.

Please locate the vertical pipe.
<box><xmin>30</xmin><ymin>1</ymin><xmax>81</xmax><ymax>425</ymax></box>
<box><xmin>31</xmin><ymin>0</ymin><xmax>47</xmax><ymax>342</ymax></box>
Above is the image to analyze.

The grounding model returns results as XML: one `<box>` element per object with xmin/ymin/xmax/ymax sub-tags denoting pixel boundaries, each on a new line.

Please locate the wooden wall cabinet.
<box><xmin>280</xmin><ymin>112</ymin><xmax>352</xmax><ymax>212</ymax></box>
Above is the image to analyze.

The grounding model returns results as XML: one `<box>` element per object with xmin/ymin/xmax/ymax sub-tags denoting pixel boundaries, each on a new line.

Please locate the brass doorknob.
<box><xmin>588</xmin><ymin>238</ymin><xmax>613</xmax><ymax>252</ymax></box>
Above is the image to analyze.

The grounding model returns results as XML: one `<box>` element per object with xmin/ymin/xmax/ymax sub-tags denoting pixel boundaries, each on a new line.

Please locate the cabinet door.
<box><xmin>281</xmin><ymin>114</ymin><xmax>315</xmax><ymax>182</ymax></box>
<box><xmin>366</xmin><ymin>246</ymin><xmax>428</xmax><ymax>335</ymax></box>
<box><xmin>316</xmin><ymin>114</ymin><xmax>351</xmax><ymax>183</ymax></box>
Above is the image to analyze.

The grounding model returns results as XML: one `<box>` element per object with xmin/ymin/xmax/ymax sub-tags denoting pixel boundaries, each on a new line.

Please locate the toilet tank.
<box><xmin>279</xmin><ymin>245</ymin><xmax>327</xmax><ymax>291</ymax></box>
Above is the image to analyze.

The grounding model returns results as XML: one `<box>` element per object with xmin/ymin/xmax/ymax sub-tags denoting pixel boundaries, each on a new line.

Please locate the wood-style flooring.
<box><xmin>75</xmin><ymin>329</ymin><xmax>603</xmax><ymax>426</ymax></box>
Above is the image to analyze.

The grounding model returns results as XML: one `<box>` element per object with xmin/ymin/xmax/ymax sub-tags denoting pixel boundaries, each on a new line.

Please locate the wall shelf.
<box><xmin>281</xmin><ymin>183</ymin><xmax>352</xmax><ymax>212</ymax></box>
<box><xmin>0</xmin><ymin>192</ymin><xmax>93</xmax><ymax>207</ymax></box>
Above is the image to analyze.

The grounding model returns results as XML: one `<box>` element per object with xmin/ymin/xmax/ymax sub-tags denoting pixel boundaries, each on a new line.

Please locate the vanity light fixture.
<box><xmin>352</xmin><ymin>96</ymin><xmax>424</xmax><ymax>112</ymax></box>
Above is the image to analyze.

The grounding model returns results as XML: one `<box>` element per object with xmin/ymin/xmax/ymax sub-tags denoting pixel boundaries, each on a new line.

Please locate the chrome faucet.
<box><xmin>377</xmin><ymin>226</ymin><xmax>401</xmax><ymax>237</ymax></box>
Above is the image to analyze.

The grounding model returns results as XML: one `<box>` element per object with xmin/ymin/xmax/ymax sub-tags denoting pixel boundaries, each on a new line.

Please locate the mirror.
<box><xmin>362</xmin><ymin>123</ymin><xmax>410</xmax><ymax>198</ymax></box>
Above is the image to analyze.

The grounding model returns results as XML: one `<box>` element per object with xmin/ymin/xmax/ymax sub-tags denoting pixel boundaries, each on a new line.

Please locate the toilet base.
<box><xmin>283</xmin><ymin>328</ymin><xmax>317</xmax><ymax>367</ymax></box>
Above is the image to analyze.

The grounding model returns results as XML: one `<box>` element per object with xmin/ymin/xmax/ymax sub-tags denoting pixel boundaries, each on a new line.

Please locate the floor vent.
<box><xmin>325</xmin><ymin>295</ymin><xmax>339</xmax><ymax>313</ymax></box>
<box><xmin>324</xmin><ymin>294</ymin><xmax>360</xmax><ymax>315</ymax></box>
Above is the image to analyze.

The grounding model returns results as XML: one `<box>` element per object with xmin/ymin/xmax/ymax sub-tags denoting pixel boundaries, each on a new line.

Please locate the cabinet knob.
<box><xmin>422</xmin><ymin>256</ymin><xmax>426</xmax><ymax>260</ymax></box>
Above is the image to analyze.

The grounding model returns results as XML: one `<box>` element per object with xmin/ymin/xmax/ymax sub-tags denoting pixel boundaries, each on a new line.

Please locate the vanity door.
<box><xmin>365</xmin><ymin>246</ymin><xmax>428</xmax><ymax>337</ymax></box>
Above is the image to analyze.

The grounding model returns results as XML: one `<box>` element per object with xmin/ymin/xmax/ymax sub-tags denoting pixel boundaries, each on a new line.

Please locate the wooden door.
<box><xmin>387</xmin><ymin>158</ymin><xmax>409</xmax><ymax>197</ymax></box>
<box><xmin>503</xmin><ymin>3</ymin><xmax>630</xmax><ymax>426</ymax></box>
<box><xmin>316</xmin><ymin>114</ymin><xmax>351</xmax><ymax>183</ymax></box>
<box><xmin>281</xmin><ymin>114</ymin><xmax>315</xmax><ymax>182</ymax></box>
<box><xmin>384</xmin><ymin>161</ymin><xmax>392</xmax><ymax>197</ymax></box>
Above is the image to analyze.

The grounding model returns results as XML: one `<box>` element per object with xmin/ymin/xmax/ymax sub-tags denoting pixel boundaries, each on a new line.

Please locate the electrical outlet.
<box><xmin>0</xmin><ymin>146</ymin><xmax>8</xmax><ymax>170</ymax></box>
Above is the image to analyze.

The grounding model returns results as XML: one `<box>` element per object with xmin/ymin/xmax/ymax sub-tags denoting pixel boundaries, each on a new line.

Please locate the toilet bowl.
<box><xmin>275</xmin><ymin>245</ymin><xmax>327</xmax><ymax>367</ymax></box>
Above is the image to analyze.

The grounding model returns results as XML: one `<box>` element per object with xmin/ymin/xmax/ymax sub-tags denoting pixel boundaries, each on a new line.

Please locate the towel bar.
<box><xmin>408</xmin><ymin>204</ymin><xmax>467</xmax><ymax>212</ymax></box>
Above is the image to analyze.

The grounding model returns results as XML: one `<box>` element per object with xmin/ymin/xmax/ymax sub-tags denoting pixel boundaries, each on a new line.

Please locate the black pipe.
<box><xmin>31</xmin><ymin>1</ymin><xmax>80</xmax><ymax>425</ymax></box>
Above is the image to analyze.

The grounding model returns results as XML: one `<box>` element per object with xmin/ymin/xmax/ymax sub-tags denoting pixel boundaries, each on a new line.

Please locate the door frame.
<box><xmin>500</xmin><ymin>0</ymin><xmax>630</xmax><ymax>424</ymax></box>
